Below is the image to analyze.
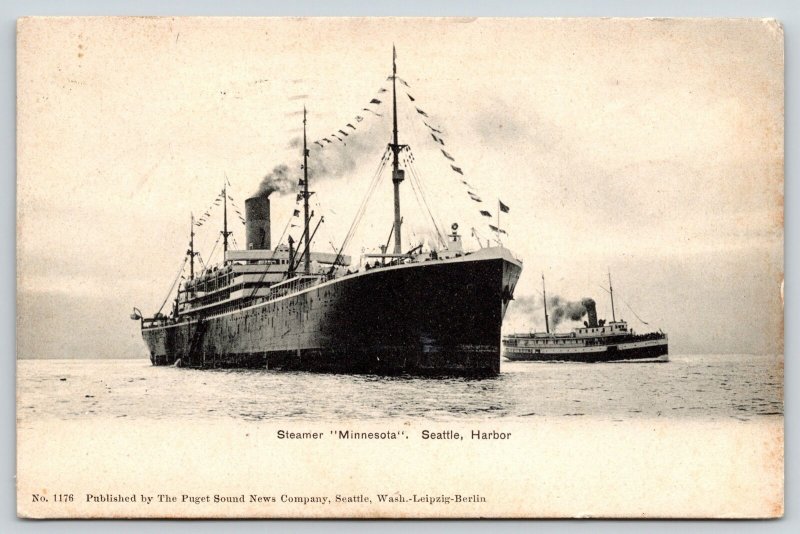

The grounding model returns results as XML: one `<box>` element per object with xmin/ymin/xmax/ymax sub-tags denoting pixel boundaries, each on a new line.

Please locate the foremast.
<box><xmin>608</xmin><ymin>270</ymin><xmax>616</xmax><ymax>322</ymax></box>
<box><xmin>188</xmin><ymin>214</ymin><xmax>197</xmax><ymax>280</ymax></box>
<box><xmin>221</xmin><ymin>181</ymin><xmax>232</xmax><ymax>256</ymax></box>
<box><xmin>542</xmin><ymin>274</ymin><xmax>550</xmax><ymax>334</ymax></box>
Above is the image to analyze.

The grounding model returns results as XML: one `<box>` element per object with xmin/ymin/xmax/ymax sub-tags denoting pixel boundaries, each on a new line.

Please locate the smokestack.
<box><xmin>584</xmin><ymin>299</ymin><xmax>598</xmax><ymax>328</ymax></box>
<box><xmin>245</xmin><ymin>195</ymin><xmax>271</xmax><ymax>250</ymax></box>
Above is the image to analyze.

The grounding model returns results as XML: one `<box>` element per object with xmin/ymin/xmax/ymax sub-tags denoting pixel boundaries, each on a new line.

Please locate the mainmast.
<box><xmin>608</xmin><ymin>269</ymin><xmax>616</xmax><ymax>322</ymax></box>
<box><xmin>542</xmin><ymin>273</ymin><xmax>550</xmax><ymax>334</ymax></box>
<box><xmin>390</xmin><ymin>45</ymin><xmax>405</xmax><ymax>254</ymax></box>
<box><xmin>303</xmin><ymin>106</ymin><xmax>311</xmax><ymax>274</ymax></box>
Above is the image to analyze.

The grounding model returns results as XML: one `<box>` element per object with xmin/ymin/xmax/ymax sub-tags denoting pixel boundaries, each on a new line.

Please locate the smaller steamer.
<box><xmin>503</xmin><ymin>273</ymin><xmax>668</xmax><ymax>363</ymax></box>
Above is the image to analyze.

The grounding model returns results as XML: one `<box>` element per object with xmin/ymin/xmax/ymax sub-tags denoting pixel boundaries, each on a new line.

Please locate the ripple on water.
<box><xmin>15</xmin><ymin>355</ymin><xmax>784</xmax><ymax>422</ymax></box>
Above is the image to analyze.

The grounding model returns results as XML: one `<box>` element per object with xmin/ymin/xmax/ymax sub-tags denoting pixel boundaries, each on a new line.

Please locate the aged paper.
<box><xmin>16</xmin><ymin>17</ymin><xmax>783</xmax><ymax>518</ymax></box>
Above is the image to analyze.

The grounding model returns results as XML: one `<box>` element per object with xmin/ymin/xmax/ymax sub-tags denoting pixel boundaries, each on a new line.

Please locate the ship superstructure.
<box><xmin>133</xmin><ymin>49</ymin><xmax>523</xmax><ymax>376</ymax></box>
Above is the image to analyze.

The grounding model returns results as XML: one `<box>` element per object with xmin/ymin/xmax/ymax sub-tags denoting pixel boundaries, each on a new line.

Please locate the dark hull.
<box><xmin>142</xmin><ymin>250</ymin><xmax>522</xmax><ymax>376</ymax></box>
<box><xmin>503</xmin><ymin>341</ymin><xmax>668</xmax><ymax>363</ymax></box>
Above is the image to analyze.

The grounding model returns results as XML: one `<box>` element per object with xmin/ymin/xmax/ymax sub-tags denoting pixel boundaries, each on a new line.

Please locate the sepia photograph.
<box><xmin>16</xmin><ymin>17</ymin><xmax>783</xmax><ymax>518</ymax></box>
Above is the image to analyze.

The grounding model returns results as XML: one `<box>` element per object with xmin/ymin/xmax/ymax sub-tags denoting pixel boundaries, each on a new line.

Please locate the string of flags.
<box><xmin>424</xmin><ymin>122</ymin><xmax>442</xmax><ymax>134</ymax></box>
<box><xmin>306</xmin><ymin>73</ymin><xmax>430</xmax><ymax>152</ymax></box>
<box><xmin>194</xmin><ymin>185</ymin><xmax>248</xmax><ymax>229</ymax></box>
<box><xmin>194</xmin><ymin>189</ymin><xmax>226</xmax><ymax>227</ymax></box>
<box><xmin>291</xmin><ymin>69</ymin><xmax>511</xmax><ymax>239</ymax></box>
<box><xmin>306</xmin><ymin>74</ymin><xmax>422</xmax><ymax>152</ymax></box>
<box><xmin>305</xmin><ymin>84</ymin><xmax>388</xmax><ymax>150</ymax></box>
<box><xmin>403</xmin><ymin>86</ymin><xmax>511</xmax><ymax>237</ymax></box>
<box><xmin>231</xmin><ymin>194</ymin><xmax>246</xmax><ymax>225</ymax></box>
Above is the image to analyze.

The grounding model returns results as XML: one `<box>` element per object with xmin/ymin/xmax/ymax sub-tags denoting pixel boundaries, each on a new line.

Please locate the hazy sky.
<box><xmin>17</xmin><ymin>18</ymin><xmax>783</xmax><ymax>358</ymax></box>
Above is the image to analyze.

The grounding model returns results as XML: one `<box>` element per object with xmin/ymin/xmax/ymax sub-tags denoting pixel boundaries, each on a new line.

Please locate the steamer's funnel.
<box><xmin>245</xmin><ymin>195</ymin><xmax>271</xmax><ymax>250</ymax></box>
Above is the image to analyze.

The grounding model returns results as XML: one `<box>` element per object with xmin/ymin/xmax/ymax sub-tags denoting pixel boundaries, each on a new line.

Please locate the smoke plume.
<box><xmin>509</xmin><ymin>295</ymin><xmax>541</xmax><ymax>317</ymax></box>
<box><xmin>252</xmin><ymin>114</ymin><xmax>389</xmax><ymax>199</ymax></box>
<box><xmin>503</xmin><ymin>295</ymin><xmax>545</xmax><ymax>332</ymax></box>
<box><xmin>548</xmin><ymin>297</ymin><xmax>596</xmax><ymax>328</ymax></box>
<box><xmin>255</xmin><ymin>163</ymin><xmax>295</xmax><ymax>198</ymax></box>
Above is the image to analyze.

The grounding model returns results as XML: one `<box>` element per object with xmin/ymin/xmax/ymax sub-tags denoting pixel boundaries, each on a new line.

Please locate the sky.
<box><xmin>16</xmin><ymin>17</ymin><xmax>783</xmax><ymax>358</ymax></box>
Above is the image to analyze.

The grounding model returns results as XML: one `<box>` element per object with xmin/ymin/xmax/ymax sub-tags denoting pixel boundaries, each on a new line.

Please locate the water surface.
<box><xmin>17</xmin><ymin>354</ymin><xmax>783</xmax><ymax>422</ymax></box>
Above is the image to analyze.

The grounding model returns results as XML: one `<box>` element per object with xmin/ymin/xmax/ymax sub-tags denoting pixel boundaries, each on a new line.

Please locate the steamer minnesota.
<box><xmin>133</xmin><ymin>47</ymin><xmax>522</xmax><ymax>376</ymax></box>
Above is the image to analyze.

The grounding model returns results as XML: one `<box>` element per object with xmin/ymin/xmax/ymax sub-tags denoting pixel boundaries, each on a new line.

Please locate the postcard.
<box><xmin>16</xmin><ymin>17</ymin><xmax>783</xmax><ymax>518</ymax></box>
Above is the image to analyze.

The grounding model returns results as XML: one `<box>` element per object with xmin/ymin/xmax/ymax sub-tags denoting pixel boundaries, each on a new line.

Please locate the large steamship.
<box><xmin>133</xmin><ymin>50</ymin><xmax>523</xmax><ymax>376</ymax></box>
<box><xmin>503</xmin><ymin>275</ymin><xmax>668</xmax><ymax>363</ymax></box>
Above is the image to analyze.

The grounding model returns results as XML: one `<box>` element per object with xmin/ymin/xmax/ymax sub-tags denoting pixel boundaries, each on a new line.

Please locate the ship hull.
<box><xmin>503</xmin><ymin>338</ymin><xmax>668</xmax><ymax>363</ymax></box>
<box><xmin>142</xmin><ymin>248</ymin><xmax>522</xmax><ymax>376</ymax></box>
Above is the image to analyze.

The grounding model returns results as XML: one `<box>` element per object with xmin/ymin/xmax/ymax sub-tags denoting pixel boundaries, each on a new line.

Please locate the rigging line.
<box><xmin>624</xmin><ymin>300</ymin><xmax>650</xmax><ymax>326</ymax></box>
<box><xmin>342</xmin><ymin>148</ymin><xmax>390</xmax><ymax>245</ymax></box>
<box><xmin>403</xmin><ymin>155</ymin><xmax>429</xmax><ymax>239</ymax></box>
<box><xmin>405</xmin><ymin>153</ymin><xmax>446</xmax><ymax>246</ymax></box>
<box><xmin>411</xmin><ymin>172</ymin><xmax>447</xmax><ymax>246</ymax></box>
<box><xmin>330</xmin><ymin>146</ymin><xmax>391</xmax><ymax>275</ymax></box>
<box><xmin>156</xmin><ymin>255</ymin><xmax>188</xmax><ymax>316</ymax></box>
<box><xmin>199</xmin><ymin>234</ymin><xmax>222</xmax><ymax>278</ymax></box>
<box><xmin>403</xmin><ymin>153</ymin><xmax>441</xmax><ymax>246</ymax></box>
<box><xmin>341</xmin><ymin>151</ymin><xmax>389</xmax><ymax>253</ymax></box>
<box><xmin>330</xmin><ymin>148</ymin><xmax>391</xmax><ymax>271</ymax></box>
<box><xmin>396</xmin><ymin>97</ymin><xmax>446</xmax><ymax>246</ymax></box>
<box><xmin>409</xmin><ymin>157</ymin><xmax>446</xmax><ymax>244</ymax></box>
<box><xmin>199</xmin><ymin>221</ymin><xmax>223</xmax><ymax>255</ymax></box>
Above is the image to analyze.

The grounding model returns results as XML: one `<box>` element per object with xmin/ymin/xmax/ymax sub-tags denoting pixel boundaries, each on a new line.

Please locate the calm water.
<box><xmin>17</xmin><ymin>354</ymin><xmax>783</xmax><ymax>423</ymax></box>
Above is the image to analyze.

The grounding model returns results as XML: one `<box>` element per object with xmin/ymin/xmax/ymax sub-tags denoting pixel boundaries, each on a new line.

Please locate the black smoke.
<box><xmin>254</xmin><ymin>163</ymin><xmax>294</xmax><ymax>198</ymax></box>
<box><xmin>252</xmin><ymin>113</ymin><xmax>389</xmax><ymax>199</ymax></box>
<box><xmin>548</xmin><ymin>297</ymin><xmax>596</xmax><ymax>328</ymax></box>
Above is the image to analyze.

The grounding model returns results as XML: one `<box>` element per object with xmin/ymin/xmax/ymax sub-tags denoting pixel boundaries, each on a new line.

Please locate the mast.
<box><xmin>288</xmin><ymin>235</ymin><xmax>295</xmax><ymax>279</ymax></box>
<box><xmin>189</xmin><ymin>213</ymin><xmax>196</xmax><ymax>280</ymax></box>
<box><xmin>221</xmin><ymin>181</ymin><xmax>231</xmax><ymax>257</ymax></box>
<box><xmin>303</xmin><ymin>106</ymin><xmax>311</xmax><ymax>274</ymax></box>
<box><xmin>390</xmin><ymin>45</ymin><xmax>404</xmax><ymax>254</ymax></box>
<box><xmin>608</xmin><ymin>269</ymin><xmax>616</xmax><ymax>322</ymax></box>
<box><xmin>542</xmin><ymin>273</ymin><xmax>550</xmax><ymax>334</ymax></box>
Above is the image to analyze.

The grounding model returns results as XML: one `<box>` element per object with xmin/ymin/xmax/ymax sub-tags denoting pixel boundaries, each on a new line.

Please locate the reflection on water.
<box><xmin>17</xmin><ymin>354</ymin><xmax>783</xmax><ymax>422</ymax></box>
